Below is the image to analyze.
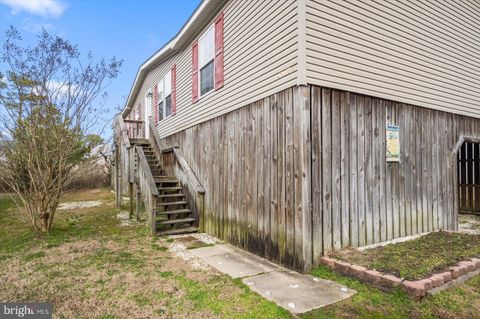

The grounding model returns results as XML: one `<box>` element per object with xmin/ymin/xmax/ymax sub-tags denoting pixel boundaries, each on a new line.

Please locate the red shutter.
<box><xmin>153</xmin><ymin>84</ymin><xmax>158</xmax><ymax>124</ymax></box>
<box><xmin>192</xmin><ymin>41</ymin><xmax>199</xmax><ymax>103</ymax></box>
<box><xmin>214</xmin><ymin>12</ymin><xmax>224</xmax><ymax>90</ymax></box>
<box><xmin>171</xmin><ymin>64</ymin><xmax>177</xmax><ymax>115</ymax></box>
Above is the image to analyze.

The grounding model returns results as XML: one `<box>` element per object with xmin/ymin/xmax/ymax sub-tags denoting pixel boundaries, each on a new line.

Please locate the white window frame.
<box><xmin>157</xmin><ymin>78</ymin><xmax>164</xmax><ymax>122</ymax></box>
<box><xmin>156</xmin><ymin>70</ymin><xmax>173</xmax><ymax>122</ymax></box>
<box><xmin>198</xmin><ymin>24</ymin><xmax>215</xmax><ymax>99</ymax></box>
<box><xmin>144</xmin><ymin>90</ymin><xmax>152</xmax><ymax>138</ymax></box>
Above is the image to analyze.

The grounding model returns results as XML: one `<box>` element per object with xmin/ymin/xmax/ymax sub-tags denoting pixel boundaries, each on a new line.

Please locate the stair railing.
<box><xmin>148</xmin><ymin>117</ymin><xmax>163</xmax><ymax>166</ymax></box>
<box><xmin>162</xmin><ymin>147</ymin><xmax>206</xmax><ymax>231</ymax></box>
<box><xmin>123</xmin><ymin>119</ymin><xmax>144</xmax><ymax>139</ymax></box>
<box><xmin>147</xmin><ymin>117</ymin><xmax>206</xmax><ymax>231</ymax></box>
<box><xmin>135</xmin><ymin>145</ymin><xmax>159</xmax><ymax>235</ymax></box>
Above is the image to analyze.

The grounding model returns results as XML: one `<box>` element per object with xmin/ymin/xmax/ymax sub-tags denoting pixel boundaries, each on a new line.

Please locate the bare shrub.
<box><xmin>0</xmin><ymin>27</ymin><xmax>121</xmax><ymax>232</ymax></box>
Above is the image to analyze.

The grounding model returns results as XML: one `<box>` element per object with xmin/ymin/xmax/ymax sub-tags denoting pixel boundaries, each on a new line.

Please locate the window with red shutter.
<box><xmin>214</xmin><ymin>12</ymin><xmax>224</xmax><ymax>90</ymax></box>
<box><xmin>192</xmin><ymin>41</ymin><xmax>199</xmax><ymax>103</ymax></box>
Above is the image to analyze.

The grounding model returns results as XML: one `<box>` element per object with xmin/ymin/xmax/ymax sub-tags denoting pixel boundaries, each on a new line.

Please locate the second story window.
<box><xmin>157</xmin><ymin>78</ymin><xmax>164</xmax><ymax>122</ymax></box>
<box><xmin>164</xmin><ymin>71</ymin><xmax>172</xmax><ymax>117</ymax></box>
<box><xmin>156</xmin><ymin>70</ymin><xmax>173</xmax><ymax>122</ymax></box>
<box><xmin>198</xmin><ymin>25</ymin><xmax>215</xmax><ymax>96</ymax></box>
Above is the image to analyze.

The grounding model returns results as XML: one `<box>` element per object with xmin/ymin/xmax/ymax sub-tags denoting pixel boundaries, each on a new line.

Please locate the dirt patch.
<box><xmin>115</xmin><ymin>211</ymin><xmax>141</xmax><ymax>227</ymax></box>
<box><xmin>58</xmin><ymin>201</ymin><xmax>103</xmax><ymax>210</ymax></box>
<box><xmin>331</xmin><ymin>231</ymin><xmax>480</xmax><ymax>280</ymax></box>
<box><xmin>459</xmin><ymin>214</ymin><xmax>480</xmax><ymax>235</ymax></box>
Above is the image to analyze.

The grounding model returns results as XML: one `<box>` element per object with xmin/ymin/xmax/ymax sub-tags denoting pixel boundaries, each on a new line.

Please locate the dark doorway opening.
<box><xmin>458</xmin><ymin>141</ymin><xmax>480</xmax><ymax>214</ymax></box>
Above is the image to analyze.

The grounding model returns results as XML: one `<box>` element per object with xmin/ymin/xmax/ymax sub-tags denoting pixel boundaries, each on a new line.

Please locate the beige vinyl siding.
<box><xmin>132</xmin><ymin>0</ymin><xmax>298</xmax><ymax>138</ymax></box>
<box><xmin>306</xmin><ymin>0</ymin><xmax>480</xmax><ymax>118</ymax></box>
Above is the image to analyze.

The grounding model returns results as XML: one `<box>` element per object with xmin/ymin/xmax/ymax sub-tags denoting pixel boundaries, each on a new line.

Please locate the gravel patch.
<box><xmin>115</xmin><ymin>211</ymin><xmax>140</xmax><ymax>227</ymax></box>
<box><xmin>167</xmin><ymin>233</ymin><xmax>221</xmax><ymax>270</ymax></box>
<box><xmin>459</xmin><ymin>214</ymin><xmax>480</xmax><ymax>235</ymax></box>
<box><xmin>58</xmin><ymin>201</ymin><xmax>103</xmax><ymax>210</ymax></box>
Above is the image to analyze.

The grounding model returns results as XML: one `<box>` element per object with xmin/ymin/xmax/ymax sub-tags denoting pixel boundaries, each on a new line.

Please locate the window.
<box><xmin>164</xmin><ymin>71</ymin><xmax>172</xmax><ymax>117</ymax></box>
<box><xmin>192</xmin><ymin>12</ymin><xmax>223</xmax><ymax>103</ymax></box>
<box><xmin>156</xmin><ymin>70</ymin><xmax>173</xmax><ymax>122</ymax></box>
<box><xmin>157</xmin><ymin>78</ymin><xmax>164</xmax><ymax>122</ymax></box>
<box><xmin>145</xmin><ymin>91</ymin><xmax>153</xmax><ymax>119</ymax></box>
<box><xmin>198</xmin><ymin>25</ymin><xmax>215</xmax><ymax>96</ymax></box>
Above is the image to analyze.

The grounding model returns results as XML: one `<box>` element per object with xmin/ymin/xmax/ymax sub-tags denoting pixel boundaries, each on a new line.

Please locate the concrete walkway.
<box><xmin>189</xmin><ymin>243</ymin><xmax>356</xmax><ymax>314</ymax></box>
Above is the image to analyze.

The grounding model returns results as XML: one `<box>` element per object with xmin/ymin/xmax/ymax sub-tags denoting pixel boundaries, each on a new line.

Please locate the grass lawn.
<box><xmin>330</xmin><ymin>232</ymin><xmax>480</xmax><ymax>280</ymax></box>
<box><xmin>1</xmin><ymin>189</ymin><xmax>480</xmax><ymax>318</ymax></box>
<box><xmin>305</xmin><ymin>266</ymin><xmax>480</xmax><ymax>319</ymax></box>
<box><xmin>0</xmin><ymin>190</ymin><xmax>290</xmax><ymax>319</ymax></box>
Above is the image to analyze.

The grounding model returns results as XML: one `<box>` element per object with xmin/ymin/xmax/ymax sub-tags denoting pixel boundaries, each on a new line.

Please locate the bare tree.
<box><xmin>0</xmin><ymin>27</ymin><xmax>122</xmax><ymax>232</ymax></box>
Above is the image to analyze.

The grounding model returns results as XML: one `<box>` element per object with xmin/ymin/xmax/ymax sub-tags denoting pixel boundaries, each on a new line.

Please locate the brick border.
<box><xmin>320</xmin><ymin>256</ymin><xmax>480</xmax><ymax>298</ymax></box>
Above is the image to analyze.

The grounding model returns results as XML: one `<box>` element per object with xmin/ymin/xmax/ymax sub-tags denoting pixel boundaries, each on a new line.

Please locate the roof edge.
<box><xmin>121</xmin><ymin>0</ymin><xmax>212</xmax><ymax>118</ymax></box>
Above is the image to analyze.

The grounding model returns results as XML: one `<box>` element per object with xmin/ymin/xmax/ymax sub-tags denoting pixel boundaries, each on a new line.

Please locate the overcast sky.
<box><xmin>0</xmin><ymin>0</ymin><xmax>200</xmax><ymax>138</ymax></box>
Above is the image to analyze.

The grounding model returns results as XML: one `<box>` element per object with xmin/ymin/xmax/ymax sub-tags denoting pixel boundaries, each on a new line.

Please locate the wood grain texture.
<box><xmin>115</xmin><ymin>85</ymin><xmax>480</xmax><ymax>270</ymax></box>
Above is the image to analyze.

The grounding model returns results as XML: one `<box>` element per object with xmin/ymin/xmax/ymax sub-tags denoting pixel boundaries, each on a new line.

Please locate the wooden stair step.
<box><xmin>158</xmin><ymin>217</ymin><xmax>196</xmax><ymax>225</ymax></box>
<box><xmin>155</xmin><ymin>179</ymin><xmax>179</xmax><ymax>184</ymax></box>
<box><xmin>158</xmin><ymin>226</ymin><xmax>198</xmax><ymax>236</ymax></box>
<box><xmin>156</xmin><ymin>209</ymin><xmax>192</xmax><ymax>216</ymax></box>
<box><xmin>156</xmin><ymin>201</ymin><xmax>187</xmax><ymax>206</ymax></box>
<box><xmin>157</xmin><ymin>193</ymin><xmax>185</xmax><ymax>198</ymax></box>
<box><xmin>158</xmin><ymin>186</ymin><xmax>183</xmax><ymax>191</ymax></box>
<box><xmin>130</xmin><ymin>138</ymin><xmax>150</xmax><ymax>144</ymax></box>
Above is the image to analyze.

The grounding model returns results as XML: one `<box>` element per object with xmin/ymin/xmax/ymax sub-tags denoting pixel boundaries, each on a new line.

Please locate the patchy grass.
<box><xmin>0</xmin><ymin>189</ymin><xmax>291</xmax><ymax>319</ymax></box>
<box><xmin>304</xmin><ymin>266</ymin><xmax>480</xmax><ymax>319</ymax></box>
<box><xmin>3</xmin><ymin>190</ymin><xmax>480</xmax><ymax>318</ymax></box>
<box><xmin>331</xmin><ymin>231</ymin><xmax>480</xmax><ymax>280</ymax></box>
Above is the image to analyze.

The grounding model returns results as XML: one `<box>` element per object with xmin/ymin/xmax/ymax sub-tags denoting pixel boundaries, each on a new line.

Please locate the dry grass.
<box><xmin>0</xmin><ymin>189</ymin><xmax>290</xmax><ymax>319</ymax></box>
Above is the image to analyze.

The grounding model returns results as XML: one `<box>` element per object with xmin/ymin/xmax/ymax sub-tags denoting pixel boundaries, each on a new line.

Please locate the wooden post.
<box><xmin>197</xmin><ymin>193</ymin><xmax>205</xmax><ymax>232</ymax></box>
<box><xmin>115</xmin><ymin>141</ymin><xmax>122</xmax><ymax>208</ymax></box>
<box><xmin>135</xmin><ymin>185</ymin><xmax>141</xmax><ymax>221</ymax></box>
<box><xmin>150</xmin><ymin>207</ymin><xmax>157</xmax><ymax>236</ymax></box>
<box><xmin>129</xmin><ymin>182</ymin><xmax>134</xmax><ymax>219</ymax></box>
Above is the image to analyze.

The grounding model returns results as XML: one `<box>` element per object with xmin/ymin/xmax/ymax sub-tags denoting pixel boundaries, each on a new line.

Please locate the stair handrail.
<box><xmin>135</xmin><ymin>145</ymin><xmax>159</xmax><ymax>235</ymax></box>
<box><xmin>115</xmin><ymin>114</ymin><xmax>131</xmax><ymax>149</ymax></box>
<box><xmin>160</xmin><ymin>146</ymin><xmax>205</xmax><ymax>230</ymax></box>
<box><xmin>149</xmin><ymin>119</ymin><xmax>205</xmax><ymax>231</ymax></box>
<box><xmin>171</xmin><ymin>147</ymin><xmax>205</xmax><ymax>195</ymax></box>
<box><xmin>135</xmin><ymin>146</ymin><xmax>159</xmax><ymax>197</ymax></box>
<box><xmin>148</xmin><ymin>117</ymin><xmax>163</xmax><ymax>156</ymax></box>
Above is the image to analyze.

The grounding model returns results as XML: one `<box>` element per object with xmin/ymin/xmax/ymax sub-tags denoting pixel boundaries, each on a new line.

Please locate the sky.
<box><xmin>0</xmin><ymin>0</ymin><xmax>200</xmax><ymax>138</ymax></box>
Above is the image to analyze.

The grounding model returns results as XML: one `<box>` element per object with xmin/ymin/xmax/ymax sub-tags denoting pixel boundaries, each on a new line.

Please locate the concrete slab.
<box><xmin>190</xmin><ymin>244</ymin><xmax>281</xmax><ymax>278</ymax></box>
<box><xmin>243</xmin><ymin>271</ymin><xmax>355</xmax><ymax>314</ymax></box>
<box><xmin>189</xmin><ymin>243</ymin><xmax>356</xmax><ymax>313</ymax></box>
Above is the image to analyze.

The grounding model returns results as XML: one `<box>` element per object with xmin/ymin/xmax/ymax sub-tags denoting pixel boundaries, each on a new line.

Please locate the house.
<box><xmin>113</xmin><ymin>0</ymin><xmax>480</xmax><ymax>271</ymax></box>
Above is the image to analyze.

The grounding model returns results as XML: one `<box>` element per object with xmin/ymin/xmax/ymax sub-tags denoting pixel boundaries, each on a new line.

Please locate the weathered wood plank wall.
<box><xmin>311</xmin><ymin>87</ymin><xmax>479</xmax><ymax>266</ymax></box>
<box><xmin>160</xmin><ymin>87</ymin><xmax>311</xmax><ymax>269</ymax></box>
<box><xmin>157</xmin><ymin>85</ymin><xmax>479</xmax><ymax>270</ymax></box>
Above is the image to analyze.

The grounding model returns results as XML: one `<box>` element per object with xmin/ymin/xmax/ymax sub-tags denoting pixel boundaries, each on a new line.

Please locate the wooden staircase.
<box><xmin>130</xmin><ymin>138</ymin><xmax>198</xmax><ymax>236</ymax></box>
